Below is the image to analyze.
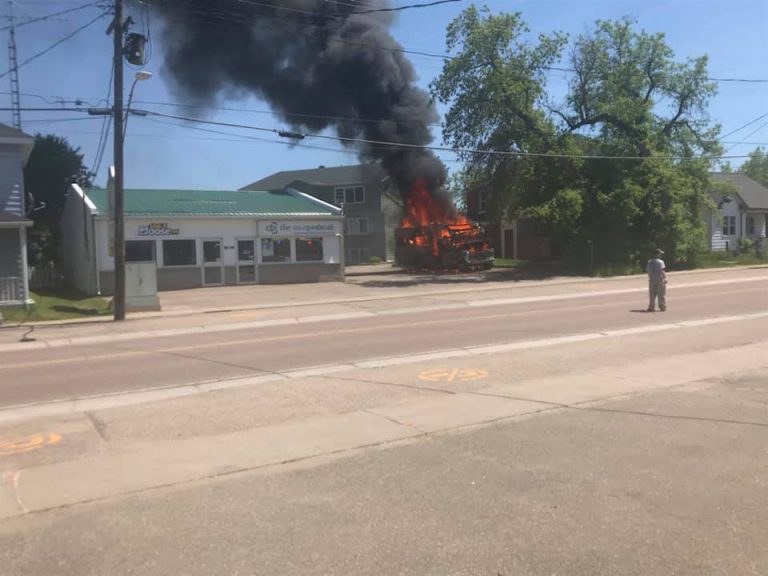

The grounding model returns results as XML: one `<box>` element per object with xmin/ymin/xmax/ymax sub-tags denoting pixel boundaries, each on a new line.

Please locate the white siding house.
<box><xmin>0</xmin><ymin>124</ymin><xmax>34</xmax><ymax>306</ymax></box>
<box><xmin>708</xmin><ymin>173</ymin><xmax>768</xmax><ymax>252</ymax></box>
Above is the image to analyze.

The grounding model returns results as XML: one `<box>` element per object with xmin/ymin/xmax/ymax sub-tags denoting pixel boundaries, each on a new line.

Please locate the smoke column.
<box><xmin>149</xmin><ymin>0</ymin><xmax>449</xmax><ymax>203</ymax></box>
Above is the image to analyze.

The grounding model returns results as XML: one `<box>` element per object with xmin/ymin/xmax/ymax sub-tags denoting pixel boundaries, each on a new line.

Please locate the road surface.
<box><xmin>1</xmin><ymin>267</ymin><xmax>767</xmax><ymax>575</ymax></box>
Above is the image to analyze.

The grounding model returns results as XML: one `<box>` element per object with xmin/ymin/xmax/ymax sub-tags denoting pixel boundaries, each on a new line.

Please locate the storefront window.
<box><xmin>126</xmin><ymin>240</ymin><xmax>155</xmax><ymax>262</ymax></box>
<box><xmin>261</xmin><ymin>238</ymin><xmax>291</xmax><ymax>263</ymax></box>
<box><xmin>296</xmin><ymin>237</ymin><xmax>323</xmax><ymax>262</ymax></box>
<box><xmin>162</xmin><ymin>239</ymin><xmax>196</xmax><ymax>266</ymax></box>
<box><xmin>203</xmin><ymin>240</ymin><xmax>222</xmax><ymax>263</ymax></box>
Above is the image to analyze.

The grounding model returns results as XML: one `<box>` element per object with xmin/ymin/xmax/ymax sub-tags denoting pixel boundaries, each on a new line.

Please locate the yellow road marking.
<box><xmin>419</xmin><ymin>368</ymin><xmax>489</xmax><ymax>383</ymax></box>
<box><xmin>0</xmin><ymin>433</ymin><xmax>62</xmax><ymax>457</ymax></box>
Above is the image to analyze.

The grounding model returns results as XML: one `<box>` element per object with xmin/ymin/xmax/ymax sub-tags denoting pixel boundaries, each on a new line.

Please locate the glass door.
<box><xmin>237</xmin><ymin>239</ymin><xmax>257</xmax><ymax>284</ymax></box>
<box><xmin>202</xmin><ymin>239</ymin><xmax>223</xmax><ymax>286</ymax></box>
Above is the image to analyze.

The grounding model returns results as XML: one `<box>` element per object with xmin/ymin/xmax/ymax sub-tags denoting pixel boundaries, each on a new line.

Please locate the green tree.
<box><xmin>23</xmin><ymin>134</ymin><xmax>92</xmax><ymax>265</ymax></box>
<box><xmin>739</xmin><ymin>147</ymin><xmax>768</xmax><ymax>186</ymax></box>
<box><xmin>430</xmin><ymin>6</ymin><xmax>579</xmax><ymax>246</ymax></box>
<box><xmin>432</xmin><ymin>8</ymin><xmax>719</xmax><ymax>266</ymax></box>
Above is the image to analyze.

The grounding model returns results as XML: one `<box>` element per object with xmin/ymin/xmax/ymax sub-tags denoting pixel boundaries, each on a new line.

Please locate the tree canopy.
<box><xmin>431</xmin><ymin>7</ymin><xmax>721</xmax><ymax>268</ymax></box>
<box><xmin>23</xmin><ymin>134</ymin><xmax>92</xmax><ymax>265</ymax></box>
<box><xmin>739</xmin><ymin>147</ymin><xmax>768</xmax><ymax>187</ymax></box>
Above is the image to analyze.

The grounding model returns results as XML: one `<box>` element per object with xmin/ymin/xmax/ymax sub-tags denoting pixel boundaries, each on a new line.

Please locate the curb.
<box><xmin>0</xmin><ymin>264</ymin><xmax>764</xmax><ymax>333</ymax></box>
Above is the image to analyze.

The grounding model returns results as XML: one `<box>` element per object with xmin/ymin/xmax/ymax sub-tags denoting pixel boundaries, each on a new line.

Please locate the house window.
<box><xmin>162</xmin><ymin>239</ymin><xmax>196</xmax><ymax>266</ymax></box>
<box><xmin>125</xmin><ymin>240</ymin><xmax>155</xmax><ymax>262</ymax></box>
<box><xmin>296</xmin><ymin>237</ymin><xmax>324</xmax><ymax>262</ymax></box>
<box><xmin>346</xmin><ymin>217</ymin><xmax>369</xmax><ymax>235</ymax></box>
<box><xmin>722</xmin><ymin>215</ymin><xmax>736</xmax><ymax>236</ymax></box>
<box><xmin>346</xmin><ymin>247</ymin><xmax>370</xmax><ymax>263</ymax></box>
<box><xmin>747</xmin><ymin>216</ymin><xmax>755</xmax><ymax>236</ymax></box>
<box><xmin>334</xmin><ymin>186</ymin><xmax>364</xmax><ymax>205</ymax></box>
<box><xmin>261</xmin><ymin>238</ymin><xmax>291</xmax><ymax>263</ymax></box>
<box><xmin>478</xmin><ymin>190</ymin><xmax>487</xmax><ymax>215</ymax></box>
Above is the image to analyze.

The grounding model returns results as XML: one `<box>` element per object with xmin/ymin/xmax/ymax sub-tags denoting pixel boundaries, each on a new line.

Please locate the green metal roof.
<box><xmin>85</xmin><ymin>188</ymin><xmax>340</xmax><ymax>217</ymax></box>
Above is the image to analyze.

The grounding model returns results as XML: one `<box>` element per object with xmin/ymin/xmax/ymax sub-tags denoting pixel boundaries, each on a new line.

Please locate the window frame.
<box><xmin>125</xmin><ymin>240</ymin><xmax>156</xmax><ymax>263</ymax></box>
<box><xmin>722</xmin><ymin>215</ymin><xmax>736</xmax><ymax>236</ymax></box>
<box><xmin>746</xmin><ymin>216</ymin><xmax>755</xmax><ymax>236</ymax></box>
<box><xmin>161</xmin><ymin>239</ymin><xmax>197</xmax><ymax>267</ymax></box>
<box><xmin>295</xmin><ymin>237</ymin><xmax>324</xmax><ymax>262</ymax></box>
<box><xmin>260</xmin><ymin>237</ymin><xmax>292</xmax><ymax>264</ymax></box>
<box><xmin>478</xmin><ymin>190</ymin><xmax>487</xmax><ymax>215</ymax></box>
<box><xmin>334</xmin><ymin>185</ymin><xmax>365</xmax><ymax>205</ymax></box>
<box><xmin>346</xmin><ymin>217</ymin><xmax>369</xmax><ymax>235</ymax></box>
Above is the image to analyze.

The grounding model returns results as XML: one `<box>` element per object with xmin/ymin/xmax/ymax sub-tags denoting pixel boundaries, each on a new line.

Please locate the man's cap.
<box><xmin>654</xmin><ymin>248</ymin><xmax>664</xmax><ymax>255</ymax></box>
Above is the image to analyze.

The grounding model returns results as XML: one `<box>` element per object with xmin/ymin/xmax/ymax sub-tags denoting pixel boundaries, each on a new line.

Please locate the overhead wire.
<box><xmin>147</xmin><ymin>0</ymin><xmax>768</xmax><ymax>83</ymax></box>
<box><xmin>138</xmin><ymin>108</ymin><xmax>752</xmax><ymax>161</ymax></box>
<box><xmin>0</xmin><ymin>0</ymin><xmax>105</xmax><ymax>31</ymax></box>
<box><xmin>0</xmin><ymin>10</ymin><xmax>111</xmax><ymax>80</ymax></box>
<box><xmin>90</xmin><ymin>62</ymin><xmax>115</xmax><ymax>180</ymax></box>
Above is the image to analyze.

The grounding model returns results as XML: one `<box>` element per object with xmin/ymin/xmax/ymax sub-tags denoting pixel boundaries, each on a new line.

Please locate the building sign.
<box><xmin>138</xmin><ymin>223</ymin><xmax>180</xmax><ymax>237</ymax></box>
<box><xmin>259</xmin><ymin>220</ymin><xmax>340</xmax><ymax>237</ymax></box>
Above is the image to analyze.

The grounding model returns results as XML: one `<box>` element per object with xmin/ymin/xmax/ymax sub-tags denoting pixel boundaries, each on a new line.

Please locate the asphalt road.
<box><xmin>1</xmin><ymin>274</ymin><xmax>766</xmax><ymax>408</ymax></box>
<box><xmin>3</xmin><ymin>367</ymin><xmax>767</xmax><ymax>576</ymax></box>
<box><xmin>2</xmin><ymin>270</ymin><xmax>768</xmax><ymax>575</ymax></box>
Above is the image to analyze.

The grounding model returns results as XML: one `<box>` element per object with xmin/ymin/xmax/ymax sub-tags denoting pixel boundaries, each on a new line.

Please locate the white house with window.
<box><xmin>708</xmin><ymin>173</ymin><xmax>768</xmax><ymax>252</ymax></box>
<box><xmin>242</xmin><ymin>163</ymin><xmax>403</xmax><ymax>263</ymax></box>
<box><xmin>60</xmin><ymin>184</ymin><xmax>344</xmax><ymax>295</ymax></box>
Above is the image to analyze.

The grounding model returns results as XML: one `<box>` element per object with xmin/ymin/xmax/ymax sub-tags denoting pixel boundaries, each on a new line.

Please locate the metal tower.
<box><xmin>7</xmin><ymin>1</ymin><xmax>21</xmax><ymax>129</ymax></box>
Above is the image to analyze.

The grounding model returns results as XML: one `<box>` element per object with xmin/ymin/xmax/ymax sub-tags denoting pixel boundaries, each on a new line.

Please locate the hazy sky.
<box><xmin>2</xmin><ymin>0</ymin><xmax>766</xmax><ymax>190</ymax></box>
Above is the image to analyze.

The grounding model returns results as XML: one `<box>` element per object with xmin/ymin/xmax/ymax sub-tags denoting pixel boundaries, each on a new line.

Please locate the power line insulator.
<box><xmin>124</xmin><ymin>33</ymin><xmax>147</xmax><ymax>66</ymax></box>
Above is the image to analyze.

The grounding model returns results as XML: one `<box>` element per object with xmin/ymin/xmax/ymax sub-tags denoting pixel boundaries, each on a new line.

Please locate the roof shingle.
<box><xmin>84</xmin><ymin>188</ymin><xmax>341</xmax><ymax>217</ymax></box>
<box><xmin>710</xmin><ymin>173</ymin><xmax>768</xmax><ymax>210</ymax></box>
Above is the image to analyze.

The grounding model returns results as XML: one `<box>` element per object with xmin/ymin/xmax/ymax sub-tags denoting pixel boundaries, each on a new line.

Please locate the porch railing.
<box><xmin>0</xmin><ymin>276</ymin><xmax>22</xmax><ymax>303</ymax></box>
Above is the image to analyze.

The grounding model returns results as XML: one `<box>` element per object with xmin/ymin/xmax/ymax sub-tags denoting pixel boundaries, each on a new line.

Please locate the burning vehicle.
<box><xmin>395</xmin><ymin>180</ymin><xmax>494</xmax><ymax>271</ymax></box>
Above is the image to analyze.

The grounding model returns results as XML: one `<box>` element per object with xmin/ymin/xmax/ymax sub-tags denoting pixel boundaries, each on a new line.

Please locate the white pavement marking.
<box><xmin>1</xmin><ymin>310</ymin><xmax>768</xmax><ymax>425</ymax></box>
<box><xmin>0</xmin><ymin>275</ymin><xmax>765</xmax><ymax>354</ymax></box>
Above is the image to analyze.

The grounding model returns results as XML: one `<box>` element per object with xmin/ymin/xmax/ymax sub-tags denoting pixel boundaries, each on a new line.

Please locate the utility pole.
<box><xmin>110</xmin><ymin>0</ymin><xmax>126</xmax><ymax>320</ymax></box>
<box><xmin>7</xmin><ymin>1</ymin><xmax>21</xmax><ymax>130</ymax></box>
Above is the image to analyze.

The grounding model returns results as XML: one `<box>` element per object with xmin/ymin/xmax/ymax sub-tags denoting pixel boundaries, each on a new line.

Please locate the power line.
<box><xmin>719</xmin><ymin>111</ymin><xmax>768</xmax><ymax>140</ymax></box>
<box><xmin>351</xmin><ymin>0</ymin><xmax>463</xmax><ymax>15</ymax></box>
<box><xmin>133</xmin><ymin>98</ymin><xmax>443</xmax><ymax>129</ymax></box>
<box><xmin>90</xmin><ymin>61</ymin><xmax>114</xmax><ymax>180</ymax></box>
<box><xmin>725</xmin><ymin>118</ymin><xmax>768</xmax><ymax>154</ymax></box>
<box><xmin>149</xmin><ymin>0</ymin><xmax>768</xmax><ymax>84</ymax></box>
<box><xmin>140</xmin><ymin>108</ymin><xmax>752</xmax><ymax>161</ymax></box>
<box><xmin>0</xmin><ymin>1</ymin><xmax>105</xmax><ymax>32</ymax></box>
<box><xmin>0</xmin><ymin>11</ymin><xmax>110</xmax><ymax>80</ymax></box>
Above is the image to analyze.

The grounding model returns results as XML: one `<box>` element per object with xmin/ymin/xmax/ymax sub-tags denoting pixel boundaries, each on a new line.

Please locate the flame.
<box><xmin>400</xmin><ymin>178</ymin><xmax>470</xmax><ymax>228</ymax></box>
<box><xmin>399</xmin><ymin>179</ymin><xmax>479</xmax><ymax>256</ymax></box>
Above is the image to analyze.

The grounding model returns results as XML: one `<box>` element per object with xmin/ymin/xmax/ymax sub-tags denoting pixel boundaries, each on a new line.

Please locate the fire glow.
<box><xmin>395</xmin><ymin>179</ymin><xmax>495</xmax><ymax>269</ymax></box>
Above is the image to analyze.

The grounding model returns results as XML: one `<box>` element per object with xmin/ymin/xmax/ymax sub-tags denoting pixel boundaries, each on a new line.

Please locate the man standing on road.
<box><xmin>646</xmin><ymin>248</ymin><xmax>667</xmax><ymax>312</ymax></box>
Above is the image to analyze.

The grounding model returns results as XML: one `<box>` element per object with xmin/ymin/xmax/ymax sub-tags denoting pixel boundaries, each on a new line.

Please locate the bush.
<box><xmin>738</xmin><ymin>238</ymin><xmax>753</xmax><ymax>255</ymax></box>
<box><xmin>368</xmin><ymin>256</ymin><xmax>382</xmax><ymax>264</ymax></box>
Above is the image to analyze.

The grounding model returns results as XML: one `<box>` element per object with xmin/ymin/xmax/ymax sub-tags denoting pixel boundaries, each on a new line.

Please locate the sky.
<box><xmin>1</xmin><ymin>0</ymin><xmax>767</xmax><ymax>191</ymax></box>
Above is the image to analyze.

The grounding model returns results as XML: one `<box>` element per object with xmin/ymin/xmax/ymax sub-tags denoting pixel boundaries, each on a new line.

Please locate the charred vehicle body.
<box><xmin>395</xmin><ymin>222</ymin><xmax>495</xmax><ymax>271</ymax></box>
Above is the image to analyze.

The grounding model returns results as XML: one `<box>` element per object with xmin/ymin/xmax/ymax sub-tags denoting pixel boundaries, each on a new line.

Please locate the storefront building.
<box><xmin>60</xmin><ymin>186</ymin><xmax>344</xmax><ymax>295</ymax></box>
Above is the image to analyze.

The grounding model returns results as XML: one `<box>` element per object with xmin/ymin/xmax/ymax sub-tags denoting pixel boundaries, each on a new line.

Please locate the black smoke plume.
<box><xmin>147</xmin><ymin>0</ymin><xmax>448</xmax><ymax>203</ymax></box>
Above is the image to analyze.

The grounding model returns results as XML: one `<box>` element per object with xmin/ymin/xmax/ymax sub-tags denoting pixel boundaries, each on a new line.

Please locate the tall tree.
<box><xmin>739</xmin><ymin>147</ymin><xmax>768</xmax><ymax>187</ymax></box>
<box><xmin>432</xmin><ymin>9</ymin><xmax>720</xmax><ymax>266</ymax></box>
<box><xmin>430</xmin><ymin>6</ymin><xmax>578</xmax><ymax>244</ymax></box>
<box><xmin>23</xmin><ymin>134</ymin><xmax>92</xmax><ymax>265</ymax></box>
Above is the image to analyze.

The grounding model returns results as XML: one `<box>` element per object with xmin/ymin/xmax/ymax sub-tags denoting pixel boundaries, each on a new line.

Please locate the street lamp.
<box><xmin>123</xmin><ymin>70</ymin><xmax>152</xmax><ymax>138</ymax></box>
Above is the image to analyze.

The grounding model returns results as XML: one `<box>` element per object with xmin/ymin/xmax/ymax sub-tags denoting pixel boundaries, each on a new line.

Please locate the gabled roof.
<box><xmin>241</xmin><ymin>163</ymin><xmax>385</xmax><ymax>191</ymax></box>
<box><xmin>0</xmin><ymin>123</ymin><xmax>33</xmax><ymax>141</ymax></box>
<box><xmin>710</xmin><ymin>172</ymin><xmax>768</xmax><ymax>210</ymax></box>
<box><xmin>83</xmin><ymin>188</ymin><xmax>342</xmax><ymax>217</ymax></box>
